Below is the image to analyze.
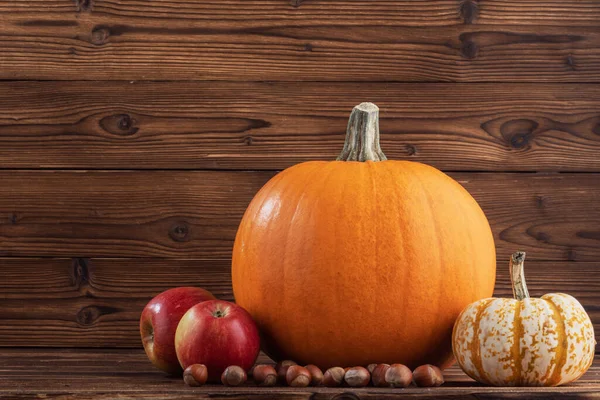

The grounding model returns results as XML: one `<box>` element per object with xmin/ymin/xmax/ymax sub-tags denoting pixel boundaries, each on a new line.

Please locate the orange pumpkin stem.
<box><xmin>510</xmin><ymin>251</ymin><xmax>529</xmax><ymax>301</ymax></box>
<box><xmin>337</xmin><ymin>102</ymin><xmax>387</xmax><ymax>162</ymax></box>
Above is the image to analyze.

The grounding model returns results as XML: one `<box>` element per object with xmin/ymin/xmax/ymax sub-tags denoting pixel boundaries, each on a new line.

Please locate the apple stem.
<box><xmin>141</xmin><ymin>322</ymin><xmax>154</xmax><ymax>347</ymax></box>
<box><xmin>213</xmin><ymin>305</ymin><xmax>230</xmax><ymax>318</ymax></box>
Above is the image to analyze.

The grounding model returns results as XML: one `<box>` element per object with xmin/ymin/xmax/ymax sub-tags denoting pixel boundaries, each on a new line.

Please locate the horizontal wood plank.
<box><xmin>0</xmin><ymin>82</ymin><xmax>599</xmax><ymax>171</ymax></box>
<box><xmin>0</xmin><ymin>349</ymin><xmax>599</xmax><ymax>399</ymax></box>
<box><xmin>0</xmin><ymin>6</ymin><xmax>599</xmax><ymax>81</ymax></box>
<box><xmin>3</xmin><ymin>1</ymin><xmax>600</xmax><ymax>27</ymax></box>
<box><xmin>0</xmin><ymin>258</ymin><xmax>598</xmax><ymax>347</ymax></box>
<box><xmin>0</xmin><ymin>171</ymin><xmax>599</xmax><ymax>260</ymax></box>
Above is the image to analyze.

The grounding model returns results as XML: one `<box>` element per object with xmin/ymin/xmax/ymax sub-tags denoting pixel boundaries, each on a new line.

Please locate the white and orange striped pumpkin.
<box><xmin>453</xmin><ymin>251</ymin><xmax>595</xmax><ymax>386</ymax></box>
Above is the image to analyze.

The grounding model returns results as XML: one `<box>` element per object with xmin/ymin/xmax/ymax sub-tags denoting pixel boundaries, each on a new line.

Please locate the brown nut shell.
<box><xmin>305</xmin><ymin>364</ymin><xmax>324</xmax><ymax>386</ymax></box>
<box><xmin>371</xmin><ymin>363</ymin><xmax>391</xmax><ymax>387</ymax></box>
<box><xmin>286</xmin><ymin>365</ymin><xmax>311</xmax><ymax>387</ymax></box>
<box><xmin>323</xmin><ymin>367</ymin><xmax>345</xmax><ymax>387</ymax></box>
<box><xmin>221</xmin><ymin>365</ymin><xmax>247</xmax><ymax>387</ymax></box>
<box><xmin>386</xmin><ymin>364</ymin><xmax>412</xmax><ymax>388</ymax></box>
<box><xmin>344</xmin><ymin>366</ymin><xmax>371</xmax><ymax>388</ymax></box>
<box><xmin>183</xmin><ymin>364</ymin><xmax>208</xmax><ymax>387</ymax></box>
<box><xmin>367</xmin><ymin>363</ymin><xmax>378</xmax><ymax>374</ymax></box>
<box><xmin>413</xmin><ymin>364</ymin><xmax>444</xmax><ymax>387</ymax></box>
<box><xmin>253</xmin><ymin>364</ymin><xmax>277</xmax><ymax>387</ymax></box>
<box><xmin>276</xmin><ymin>360</ymin><xmax>297</xmax><ymax>383</ymax></box>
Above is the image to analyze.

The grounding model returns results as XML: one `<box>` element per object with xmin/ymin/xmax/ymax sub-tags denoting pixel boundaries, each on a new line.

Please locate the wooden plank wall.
<box><xmin>0</xmin><ymin>1</ymin><xmax>599</xmax><ymax>348</ymax></box>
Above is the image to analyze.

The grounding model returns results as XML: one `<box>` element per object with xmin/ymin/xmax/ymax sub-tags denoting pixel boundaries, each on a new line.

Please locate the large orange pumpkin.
<box><xmin>232</xmin><ymin>103</ymin><xmax>496</xmax><ymax>369</ymax></box>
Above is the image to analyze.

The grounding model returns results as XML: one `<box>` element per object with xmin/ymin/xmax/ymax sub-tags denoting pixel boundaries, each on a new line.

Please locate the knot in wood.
<box><xmin>117</xmin><ymin>114</ymin><xmax>133</xmax><ymax>131</ymax></box>
<box><xmin>76</xmin><ymin>306</ymin><xmax>100</xmax><ymax>326</ymax></box>
<box><xmin>75</xmin><ymin>0</ymin><xmax>93</xmax><ymax>12</ymax></box>
<box><xmin>460</xmin><ymin>39</ymin><xmax>479</xmax><ymax>59</ymax></box>
<box><xmin>76</xmin><ymin>305</ymin><xmax>119</xmax><ymax>326</ymax></box>
<box><xmin>535</xmin><ymin>195</ymin><xmax>547</xmax><ymax>209</ymax></box>
<box><xmin>460</xmin><ymin>0</ymin><xmax>479</xmax><ymax>24</ymax></box>
<box><xmin>536</xmin><ymin>231</ymin><xmax>551</xmax><ymax>243</ymax></box>
<box><xmin>405</xmin><ymin>144</ymin><xmax>417</xmax><ymax>156</ymax></box>
<box><xmin>91</xmin><ymin>27</ymin><xmax>109</xmax><ymax>45</ymax></box>
<box><xmin>593</xmin><ymin>121</ymin><xmax>600</xmax><ymax>135</ymax></box>
<box><xmin>169</xmin><ymin>222</ymin><xmax>190</xmax><ymax>242</ymax></box>
<box><xmin>99</xmin><ymin>114</ymin><xmax>139</xmax><ymax>136</ymax></box>
<box><xmin>500</xmin><ymin>119</ymin><xmax>538</xmax><ymax>149</ymax></box>
<box><xmin>71</xmin><ymin>258</ymin><xmax>89</xmax><ymax>287</ymax></box>
<box><xmin>566</xmin><ymin>54</ymin><xmax>576</xmax><ymax>70</ymax></box>
<box><xmin>244</xmin><ymin>136</ymin><xmax>253</xmax><ymax>146</ymax></box>
<box><xmin>510</xmin><ymin>133</ymin><xmax>530</xmax><ymax>149</ymax></box>
<box><xmin>9</xmin><ymin>213</ymin><xmax>17</xmax><ymax>224</ymax></box>
<box><xmin>577</xmin><ymin>231</ymin><xmax>600</xmax><ymax>241</ymax></box>
<box><xmin>289</xmin><ymin>0</ymin><xmax>303</xmax><ymax>7</ymax></box>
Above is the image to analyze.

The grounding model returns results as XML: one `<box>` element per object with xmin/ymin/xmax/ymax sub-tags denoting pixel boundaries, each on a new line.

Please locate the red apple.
<box><xmin>175</xmin><ymin>299</ymin><xmax>260</xmax><ymax>382</ymax></box>
<box><xmin>140</xmin><ymin>287</ymin><xmax>215</xmax><ymax>375</ymax></box>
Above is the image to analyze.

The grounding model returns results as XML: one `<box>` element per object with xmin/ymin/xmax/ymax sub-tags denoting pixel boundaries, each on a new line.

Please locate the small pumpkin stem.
<box><xmin>337</xmin><ymin>102</ymin><xmax>387</xmax><ymax>162</ymax></box>
<box><xmin>510</xmin><ymin>251</ymin><xmax>529</xmax><ymax>301</ymax></box>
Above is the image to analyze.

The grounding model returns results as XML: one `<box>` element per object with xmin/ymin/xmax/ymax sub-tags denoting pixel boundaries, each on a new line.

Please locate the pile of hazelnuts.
<box><xmin>183</xmin><ymin>360</ymin><xmax>444</xmax><ymax>388</ymax></box>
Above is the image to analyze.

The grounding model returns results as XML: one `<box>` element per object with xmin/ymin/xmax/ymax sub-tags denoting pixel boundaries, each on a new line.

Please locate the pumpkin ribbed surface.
<box><xmin>232</xmin><ymin>160</ymin><xmax>496</xmax><ymax>369</ymax></box>
<box><xmin>453</xmin><ymin>293</ymin><xmax>595</xmax><ymax>386</ymax></box>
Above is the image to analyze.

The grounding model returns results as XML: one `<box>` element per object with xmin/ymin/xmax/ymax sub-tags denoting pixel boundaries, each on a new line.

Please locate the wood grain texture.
<box><xmin>0</xmin><ymin>3</ymin><xmax>599</xmax><ymax>81</ymax></box>
<box><xmin>0</xmin><ymin>258</ymin><xmax>233</xmax><ymax>347</ymax></box>
<box><xmin>0</xmin><ymin>349</ymin><xmax>599</xmax><ymax>399</ymax></box>
<box><xmin>0</xmin><ymin>81</ymin><xmax>599</xmax><ymax>171</ymax></box>
<box><xmin>3</xmin><ymin>1</ymin><xmax>600</xmax><ymax>27</ymax></box>
<box><xmin>0</xmin><ymin>171</ymin><xmax>599</xmax><ymax>260</ymax></box>
<box><xmin>0</xmin><ymin>258</ymin><xmax>598</xmax><ymax>347</ymax></box>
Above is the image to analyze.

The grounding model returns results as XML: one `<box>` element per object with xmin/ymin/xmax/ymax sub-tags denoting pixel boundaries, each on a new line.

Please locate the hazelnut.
<box><xmin>252</xmin><ymin>364</ymin><xmax>277</xmax><ymax>387</ymax></box>
<box><xmin>344</xmin><ymin>366</ymin><xmax>371</xmax><ymax>387</ymax></box>
<box><xmin>386</xmin><ymin>364</ymin><xmax>412</xmax><ymax>388</ymax></box>
<box><xmin>413</xmin><ymin>364</ymin><xmax>444</xmax><ymax>387</ymax></box>
<box><xmin>367</xmin><ymin>363</ymin><xmax>378</xmax><ymax>374</ymax></box>
<box><xmin>183</xmin><ymin>364</ymin><xmax>208</xmax><ymax>387</ymax></box>
<box><xmin>305</xmin><ymin>364</ymin><xmax>324</xmax><ymax>386</ymax></box>
<box><xmin>286</xmin><ymin>365</ymin><xmax>311</xmax><ymax>387</ymax></box>
<box><xmin>221</xmin><ymin>365</ymin><xmax>247</xmax><ymax>386</ymax></box>
<box><xmin>322</xmin><ymin>367</ymin><xmax>345</xmax><ymax>387</ymax></box>
<box><xmin>276</xmin><ymin>360</ymin><xmax>297</xmax><ymax>383</ymax></box>
<box><xmin>371</xmin><ymin>363</ymin><xmax>391</xmax><ymax>387</ymax></box>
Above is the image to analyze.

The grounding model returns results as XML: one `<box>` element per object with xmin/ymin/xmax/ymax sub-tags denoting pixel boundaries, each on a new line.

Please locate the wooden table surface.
<box><xmin>2</xmin><ymin>349</ymin><xmax>599</xmax><ymax>399</ymax></box>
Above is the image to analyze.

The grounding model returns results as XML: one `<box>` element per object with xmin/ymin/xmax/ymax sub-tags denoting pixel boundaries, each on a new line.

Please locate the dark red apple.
<box><xmin>140</xmin><ymin>287</ymin><xmax>215</xmax><ymax>375</ymax></box>
<box><xmin>175</xmin><ymin>299</ymin><xmax>260</xmax><ymax>382</ymax></box>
